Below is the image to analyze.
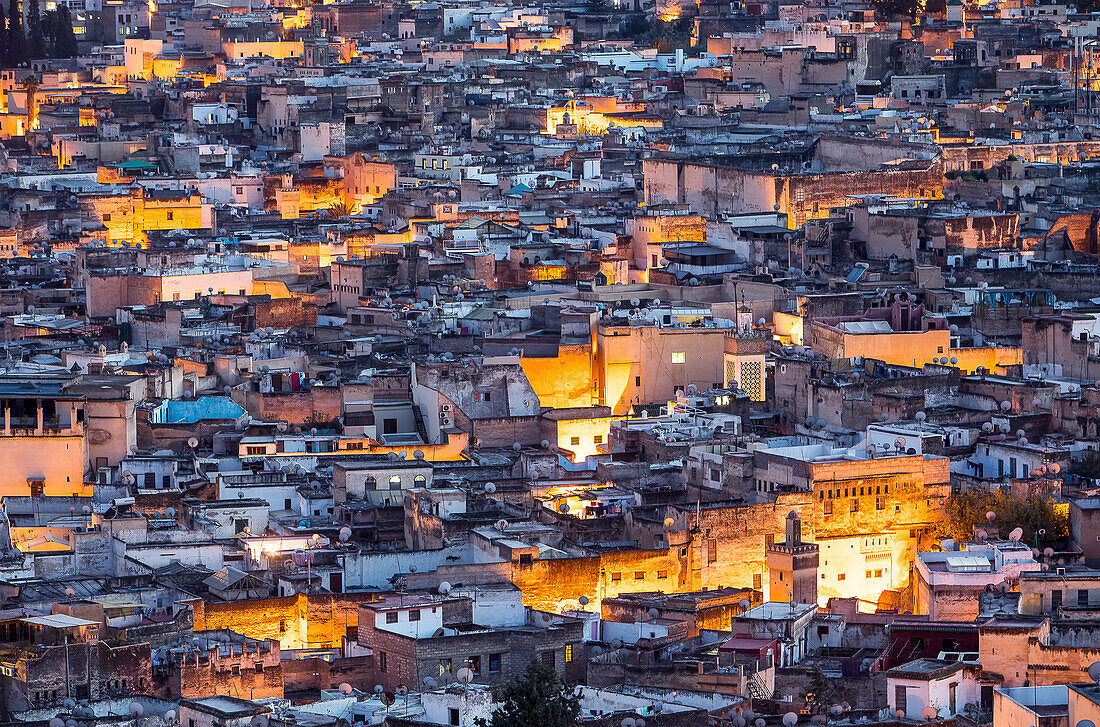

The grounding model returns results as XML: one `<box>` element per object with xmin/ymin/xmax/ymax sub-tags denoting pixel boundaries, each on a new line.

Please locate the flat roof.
<box><xmin>22</xmin><ymin>614</ymin><xmax>98</xmax><ymax>628</ymax></box>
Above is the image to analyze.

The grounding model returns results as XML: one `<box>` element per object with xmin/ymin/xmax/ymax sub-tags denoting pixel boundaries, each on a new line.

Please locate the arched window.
<box><xmin>389</xmin><ymin>475</ymin><xmax>402</xmax><ymax>490</ymax></box>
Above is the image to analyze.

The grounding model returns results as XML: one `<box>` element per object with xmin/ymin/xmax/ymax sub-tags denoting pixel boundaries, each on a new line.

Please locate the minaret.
<box><xmin>766</xmin><ymin>511</ymin><xmax>820</xmax><ymax>605</ymax></box>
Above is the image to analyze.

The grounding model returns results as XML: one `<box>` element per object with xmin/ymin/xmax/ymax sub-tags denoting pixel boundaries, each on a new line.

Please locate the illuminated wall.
<box><xmin>550</xmin><ymin>413</ymin><xmax>612</xmax><ymax>462</ymax></box>
<box><xmin>0</xmin><ymin>432</ymin><xmax>89</xmax><ymax>498</ymax></box>
<box><xmin>596</xmin><ymin>324</ymin><xmax>727</xmax><ymax>415</ymax></box>
<box><xmin>190</xmin><ymin>593</ymin><xmax>373</xmax><ymax>650</ymax></box>
<box><xmin>519</xmin><ymin>343</ymin><xmax>596</xmax><ymax>410</ymax></box>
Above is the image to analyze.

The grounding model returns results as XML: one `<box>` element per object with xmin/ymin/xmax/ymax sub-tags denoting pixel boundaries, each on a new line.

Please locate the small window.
<box><xmin>838</xmin><ymin>573</ymin><xmax>846</xmax><ymax>581</ymax></box>
<box><xmin>594</xmin><ymin>435</ymin><xmax>603</xmax><ymax>444</ymax></box>
<box><xmin>386</xmin><ymin>612</ymin><xmax>399</xmax><ymax>624</ymax></box>
<box><xmin>255</xmin><ymin>662</ymin><xmax>264</xmax><ymax>673</ymax></box>
<box><xmin>449</xmin><ymin>708</ymin><xmax>459</xmax><ymax>727</ymax></box>
<box><xmin>565</xmin><ymin>644</ymin><xmax>573</xmax><ymax>662</ymax></box>
<box><xmin>634</xmin><ymin>570</ymin><xmax>645</xmax><ymax>580</ymax></box>
<box><xmin>489</xmin><ymin>653</ymin><xmax>501</xmax><ymax>672</ymax></box>
<box><xmin>657</xmin><ymin>569</ymin><xmax>668</xmax><ymax>579</ymax></box>
<box><xmin>379</xmin><ymin>651</ymin><xmax>387</xmax><ymax>672</ymax></box>
<box><xmin>671</xmin><ymin>352</ymin><xmax>686</xmax><ymax>364</ymax></box>
<box><xmin>611</xmin><ymin>571</ymin><xmax>622</xmax><ymax>581</ymax></box>
<box><xmin>571</xmin><ymin>436</ymin><xmax>580</xmax><ymax>446</ymax></box>
<box><xmin>409</xmin><ymin>609</ymin><xmax>421</xmax><ymax>622</ymax></box>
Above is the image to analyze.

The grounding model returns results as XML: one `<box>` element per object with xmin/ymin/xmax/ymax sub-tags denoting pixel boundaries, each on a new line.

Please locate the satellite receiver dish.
<box><xmin>1009</xmin><ymin>527</ymin><xmax>1024</xmax><ymax>542</ymax></box>
<box><xmin>1087</xmin><ymin>661</ymin><xmax>1100</xmax><ymax>683</ymax></box>
<box><xmin>456</xmin><ymin>667</ymin><xmax>473</xmax><ymax>683</ymax></box>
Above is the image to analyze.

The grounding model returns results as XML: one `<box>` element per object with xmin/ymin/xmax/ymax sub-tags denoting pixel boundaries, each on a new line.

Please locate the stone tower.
<box><xmin>766</xmin><ymin>511</ymin><xmax>820</xmax><ymax>605</ymax></box>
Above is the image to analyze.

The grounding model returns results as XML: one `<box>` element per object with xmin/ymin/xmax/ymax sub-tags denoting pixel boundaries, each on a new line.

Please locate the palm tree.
<box><xmin>325</xmin><ymin>201</ymin><xmax>350</xmax><ymax>219</ymax></box>
<box><xmin>20</xmin><ymin>74</ymin><xmax>39</xmax><ymax>133</ymax></box>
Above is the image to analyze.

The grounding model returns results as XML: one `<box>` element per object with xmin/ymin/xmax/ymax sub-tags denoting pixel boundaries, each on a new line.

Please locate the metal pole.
<box><xmin>64</xmin><ymin>632</ymin><xmax>70</xmax><ymax>699</ymax></box>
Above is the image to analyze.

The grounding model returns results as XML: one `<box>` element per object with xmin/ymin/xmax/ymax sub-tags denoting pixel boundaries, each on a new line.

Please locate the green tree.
<box><xmin>26</xmin><ymin>0</ymin><xmax>43</xmax><ymax>59</ymax></box>
<box><xmin>943</xmin><ymin>487</ymin><xmax>1068</xmax><ymax>546</ymax></box>
<box><xmin>53</xmin><ymin>6</ymin><xmax>76</xmax><ymax>58</ymax></box>
<box><xmin>1075</xmin><ymin>450</ymin><xmax>1100</xmax><ymax>479</ymax></box>
<box><xmin>7</xmin><ymin>0</ymin><xmax>23</xmax><ymax>66</ymax></box>
<box><xmin>475</xmin><ymin>660</ymin><xmax>580</xmax><ymax>727</ymax></box>
<box><xmin>872</xmin><ymin>0</ymin><xmax>921</xmax><ymax>18</ymax></box>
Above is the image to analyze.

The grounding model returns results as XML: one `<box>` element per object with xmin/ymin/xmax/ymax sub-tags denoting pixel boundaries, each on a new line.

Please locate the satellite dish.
<box><xmin>579</xmin><ymin>596</ymin><xmax>589</xmax><ymax>605</ymax></box>
<box><xmin>1009</xmin><ymin>527</ymin><xmax>1024</xmax><ymax>541</ymax></box>
<box><xmin>783</xmin><ymin>713</ymin><xmax>799</xmax><ymax>727</ymax></box>
<box><xmin>921</xmin><ymin>706</ymin><xmax>938</xmax><ymax>720</ymax></box>
<box><xmin>456</xmin><ymin>667</ymin><xmax>473</xmax><ymax>683</ymax></box>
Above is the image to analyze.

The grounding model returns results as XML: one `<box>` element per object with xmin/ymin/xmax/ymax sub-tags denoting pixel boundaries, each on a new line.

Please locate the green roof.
<box><xmin>113</xmin><ymin>160</ymin><xmax>158</xmax><ymax>169</ymax></box>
